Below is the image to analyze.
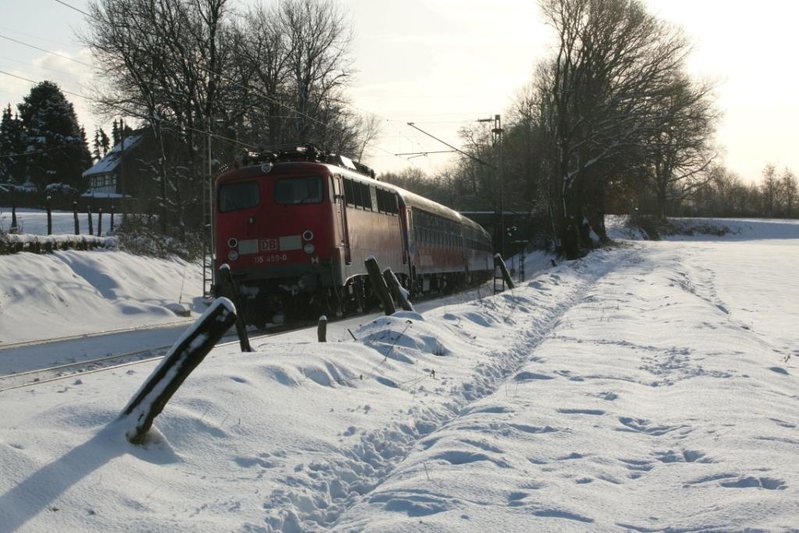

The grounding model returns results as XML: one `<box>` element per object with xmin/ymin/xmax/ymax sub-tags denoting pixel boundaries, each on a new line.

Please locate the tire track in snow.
<box><xmin>260</xmin><ymin>247</ymin><xmax>638</xmax><ymax>532</ymax></box>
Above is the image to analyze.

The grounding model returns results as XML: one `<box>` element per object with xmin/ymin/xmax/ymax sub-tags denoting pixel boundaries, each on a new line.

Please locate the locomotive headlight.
<box><xmin>227</xmin><ymin>237</ymin><xmax>238</xmax><ymax>248</ymax></box>
<box><xmin>303</xmin><ymin>243</ymin><xmax>315</xmax><ymax>255</ymax></box>
<box><xmin>227</xmin><ymin>250</ymin><xmax>239</xmax><ymax>261</ymax></box>
<box><xmin>302</xmin><ymin>230</ymin><xmax>314</xmax><ymax>241</ymax></box>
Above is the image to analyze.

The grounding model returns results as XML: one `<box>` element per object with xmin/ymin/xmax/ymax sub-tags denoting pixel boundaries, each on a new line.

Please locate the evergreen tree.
<box><xmin>0</xmin><ymin>104</ymin><xmax>26</xmax><ymax>183</ymax></box>
<box><xmin>18</xmin><ymin>81</ymin><xmax>92</xmax><ymax>191</ymax></box>
<box><xmin>92</xmin><ymin>126</ymin><xmax>112</xmax><ymax>161</ymax></box>
<box><xmin>92</xmin><ymin>128</ymin><xmax>102</xmax><ymax>161</ymax></box>
<box><xmin>112</xmin><ymin>119</ymin><xmax>120</xmax><ymax>146</ymax></box>
<box><xmin>79</xmin><ymin>126</ymin><xmax>92</xmax><ymax>170</ymax></box>
<box><xmin>99</xmin><ymin>127</ymin><xmax>110</xmax><ymax>157</ymax></box>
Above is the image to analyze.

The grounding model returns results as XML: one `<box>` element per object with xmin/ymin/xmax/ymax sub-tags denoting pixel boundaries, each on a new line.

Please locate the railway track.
<box><xmin>0</xmin><ymin>281</ymin><xmax>498</xmax><ymax>394</ymax></box>
<box><xmin>0</xmin><ymin>321</ymin><xmax>310</xmax><ymax>393</ymax></box>
<box><xmin>0</xmin><ymin>319</ymin><xmax>195</xmax><ymax>352</ymax></box>
<box><xmin>0</xmin><ymin>345</ymin><xmax>173</xmax><ymax>392</ymax></box>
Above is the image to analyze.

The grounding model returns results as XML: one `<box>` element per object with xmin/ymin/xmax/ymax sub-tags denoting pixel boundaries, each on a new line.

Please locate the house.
<box><xmin>82</xmin><ymin>131</ymin><xmax>145</xmax><ymax>198</ymax></box>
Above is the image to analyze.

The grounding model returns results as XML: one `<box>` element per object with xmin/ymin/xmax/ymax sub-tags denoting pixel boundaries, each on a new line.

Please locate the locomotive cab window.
<box><xmin>218</xmin><ymin>181</ymin><xmax>260</xmax><ymax>212</ymax></box>
<box><xmin>275</xmin><ymin>176</ymin><xmax>324</xmax><ymax>204</ymax></box>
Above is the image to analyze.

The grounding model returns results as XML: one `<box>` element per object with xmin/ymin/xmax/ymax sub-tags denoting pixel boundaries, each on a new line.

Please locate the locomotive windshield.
<box><xmin>275</xmin><ymin>176</ymin><xmax>323</xmax><ymax>205</ymax></box>
<box><xmin>218</xmin><ymin>181</ymin><xmax>260</xmax><ymax>212</ymax></box>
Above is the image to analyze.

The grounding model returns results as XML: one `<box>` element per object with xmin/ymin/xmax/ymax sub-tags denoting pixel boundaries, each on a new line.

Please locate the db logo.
<box><xmin>261</xmin><ymin>239</ymin><xmax>278</xmax><ymax>251</ymax></box>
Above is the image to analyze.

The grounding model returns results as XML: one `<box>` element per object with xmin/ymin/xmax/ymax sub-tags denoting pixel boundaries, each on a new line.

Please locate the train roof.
<box><xmin>215</xmin><ymin>154</ymin><xmax>490</xmax><ymax>239</ymax></box>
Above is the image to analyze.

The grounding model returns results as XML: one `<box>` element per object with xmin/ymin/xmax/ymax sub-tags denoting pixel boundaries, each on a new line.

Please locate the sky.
<box><xmin>2</xmin><ymin>215</ymin><xmax>799</xmax><ymax>530</ymax></box>
<box><xmin>1</xmin><ymin>0</ymin><xmax>798</xmax><ymax>183</ymax></box>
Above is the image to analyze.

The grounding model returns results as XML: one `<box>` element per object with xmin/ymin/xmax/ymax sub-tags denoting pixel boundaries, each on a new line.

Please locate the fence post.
<box><xmin>494</xmin><ymin>253</ymin><xmax>515</xmax><ymax>290</ymax></box>
<box><xmin>110</xmin><ymin>205</ymin><xmax>115</xmax><ymax>232</ymax></box>
<box><xmin>73</xmin><ymin>201</ymin><xmax>79</xmax><ymax>235</ymax></box>
<box><xmin>218</xmin><ymin>264</ymin><xmax>252</xmax><ymax>352</ymax></box>
<box><xmin>119</xmin><ymin>298</ymin><xmax>237</xmax><ymax>444</ymax></box>
<box><xmin>87</xmin><ymin>205</ymin><xmax>94</xmax><ymax>236</ymax></box>
<box><xmin>46</xmin><ymin>196</ymin><xmax>52</xmax><ymax>235</ymax></box>
<box><xmin>383</xmin><ymin>268</ymin><xmax>414</xmax><ymax>312</ymax></box>
<box><xmin>97</xmin><ymin>208</ymin><xmax>103</xmax><ymax>236</ymax></box>
<box><xmin>10</xmin><ymin>194</ymin><xmax>17</xmax><ymax>233</ymax></box>
<box><xmin>365</xmin><ymin>256</ymin><xmax>395</xmax><ymax>315</ymax></box>
<box><xmin>318</xmin><ymin>315</ymin><xmax>327</xmax><ymax>342</ymax></box>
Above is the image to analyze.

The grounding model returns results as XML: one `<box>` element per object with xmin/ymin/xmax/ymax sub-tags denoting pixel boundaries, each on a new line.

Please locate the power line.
<box><xmin>394</xmin><ymin>150</ymin><xmax>456</xmax><ymax>157</ymax></box>
<box><xmin>0</xmin><ymin>69</ymin><xmax>255</xmax><ymax>151</ymax></box>
<box><xmin>406</xmin><ymin>122</ymin><xmax>489</xmax><ymax>166</ymax></box>
<box><xmin>52</xmin><ymin>0</ymin><xmax>337</xmax><ymax>134</ymax></box>
<box><xmin>16</xmin><ymin>6</ymin><xmax>470</xmax><ymax>167</ymax></box>
<box><xmin>48</xmin><ymin>0</ymin><xmax>421</xmax><ymax>161</ymax></box>
<box><xmin>53</xmin><ymin>0</ymin><xmax>91</xmax><ymax>17</ymax></box>
<box><xmin>0</xmin><ymin>25</ymin><xmax>80</xmax><ymax>50</ymax></box>
<box><xmin>0</xmin><ymin>33</ymin><xmax>92</xmax><ymax>68</ymax></box>
<box><xmin>0</xmin><ymin>54</ymin><xmax>83</xmax><ymax>79</ymax></box>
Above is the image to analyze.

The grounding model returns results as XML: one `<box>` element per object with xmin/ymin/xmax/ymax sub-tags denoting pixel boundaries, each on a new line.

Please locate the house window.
<box><xmin>89</xmin><ymin>174</ymin><xmax>117</xmax><ymax>194</ymax></box>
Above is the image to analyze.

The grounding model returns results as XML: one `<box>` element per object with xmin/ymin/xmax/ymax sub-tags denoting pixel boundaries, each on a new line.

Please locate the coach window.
<box><xmin>275</xmin><ymin>176</ymin><xmax>323</xmax><ymax>204</ymax></box>
<box><xmin>218</xmin><ymin>181</ymin><xmax>260</xmax><ymax>212</ymax></box>
<box><xmin>360</xmin><ymin>183</ymin><xmax>373</xmax><ymax>210</ymax></box>
<box><xmin>369</xmin><ymin>186</ymin><xmax>378</xmax><ymax>211</ymax></box>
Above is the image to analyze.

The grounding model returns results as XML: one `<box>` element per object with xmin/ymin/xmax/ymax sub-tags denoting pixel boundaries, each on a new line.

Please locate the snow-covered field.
<box><xmin>1</xmin><ymin>217</ymin><xmax>798</xmax><ymax>532</ymax></box>
<box><xmin>0</xmin><ymin>207</ymin><xmax>115</xmax><ymax>236</ymax></box>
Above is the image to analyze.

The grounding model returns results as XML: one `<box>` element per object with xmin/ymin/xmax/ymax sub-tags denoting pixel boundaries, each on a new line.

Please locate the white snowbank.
<box><xmin>1</xmin><ymin>217</ymin><xmax>798</xmax><ymax>532</ymax></box>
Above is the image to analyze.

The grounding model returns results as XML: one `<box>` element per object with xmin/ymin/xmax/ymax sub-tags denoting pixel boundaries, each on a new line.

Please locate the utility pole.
<box><xmin>203</xmin><ymin>115</ymin><xmax>215</xmax><ymax>299</ymax></box>
<box><xmin>478</xmin><ymin>114</ymin><xmax>504</xmax><ymax>257</ymax></box>
<box><xmin>119</xmin><ymin>118</ymin><xmax>126</xmax><ymax>223</ymax></box>
<box><xmin>494</xmin><ymin>114</ymin><xmax>504</xmax><ymax>259</ymax></box>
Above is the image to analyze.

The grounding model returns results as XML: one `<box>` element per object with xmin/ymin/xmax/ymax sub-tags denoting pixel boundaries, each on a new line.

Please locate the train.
<box><xmin>213</xmin><ymin>145</ymin><xmax>494</xmax><ymax>327</ymax></box>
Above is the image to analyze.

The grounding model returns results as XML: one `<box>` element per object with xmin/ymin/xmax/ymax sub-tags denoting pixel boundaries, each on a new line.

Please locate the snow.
<box><xmin>1</xmin><ymin>216</ymin><xmax>799</xmax><ymax>531</ymax></box>
<box><xmin>0</xmin><ymin>208</ymin><xmax>115</xmax><ymax>236</ymax></box>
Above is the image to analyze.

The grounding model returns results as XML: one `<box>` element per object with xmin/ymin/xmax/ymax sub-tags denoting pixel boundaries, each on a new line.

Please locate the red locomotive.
<box><xmin>213</xmin><ymin>146</ymin><xmax>493</xmax><ymax>327</ymax></box>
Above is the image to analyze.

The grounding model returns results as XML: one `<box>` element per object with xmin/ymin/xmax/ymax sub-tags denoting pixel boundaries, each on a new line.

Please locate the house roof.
<box><xmin>82</xmin><ymin>133</ymin><xmax>144</xmax><ymax>178</ymax></box>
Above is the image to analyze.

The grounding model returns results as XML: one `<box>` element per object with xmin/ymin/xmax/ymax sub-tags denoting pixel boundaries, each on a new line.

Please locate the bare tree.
<box><xmin>83</xmin><ymin>0</ymin><xmax>233</xmax><ymax>230</ymax></box>
<box><xmin>81</xmin><ymin>0</ymin><xmax>370</xmax><ymax>236</ymax></box>
<box><xmin>761</xmin><ymin>164</ymin><xmax>779</xmax><ymax>217</ymax></box>
<box><xmin>779</xmin><ymin>167</ymin><xmax>797</xmax><ymax>218</ymax></box>
<box><xmin>280</xmin><ymin>0</ymin><xmax>353</xmax><ymax>146</ymax></box>
<box><xmin>230</xmin><ymin>3</ymin><xmax>292</xmax><ymax>147</ymax></box>
<box><xmin>644</xmin><ymin>74</ymin><xmax>718</xmax><ymax>218</ymax></box>
<box><xmin>538</xmin><ymin>0</ymin><xmax>697</xmax><ymax>257</ymax></box>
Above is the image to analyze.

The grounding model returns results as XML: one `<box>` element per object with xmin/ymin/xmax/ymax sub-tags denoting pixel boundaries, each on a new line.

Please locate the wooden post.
<box><xmin>97</xmin><ymin>208</ymin><xmax>103</xmax><ymax>236</ymax></box>
<box><xmin>365</xmin><ymin>256</ymin><xmax>395</xmax><ymax>315</ymax></box>
<box><xmin>218</xmin><ymin>264</ymin><xmax>253</xmax><ymax>352</ymax></box>
<box><xmin>10</xmin><ymin>193</ymin><xmax>17</xmax><ymax>233</ymax></box>
<box><xmin>46</xmin><ymin>196</ymin><xmax>52</xmax><ymax>235</ymax></box>
<box><xmin>383</xmin><ymin>268</ymin><xmax>414</xmax><ymax>312</ymax></box>
<box><xmin>87</xmin><ymin>205</ymin><xmax>94</xmax><ymax>236</ymax></box>
<box><xmin>73</xmin><ymin>201</ymin><xmax>79</xmax><ymax>235</ymax></box>
<box><xmin>318</xmin><ymin>315</ymin><xmax>327</xmax><ymax>342</ymax></box>
<box><xmin>494</xmin><ymin>253</ymin><xmax>515</xmax><ymax>290</ymax></box>
<box><xmin>110</xmin><ymin>205</ymin><xmax>115</xmax><ymax>232</ymax></box>
<box><xmin>120</xmin><ymin>298</ymin><xmax>237</xmax><ymax>444</ymax></box>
